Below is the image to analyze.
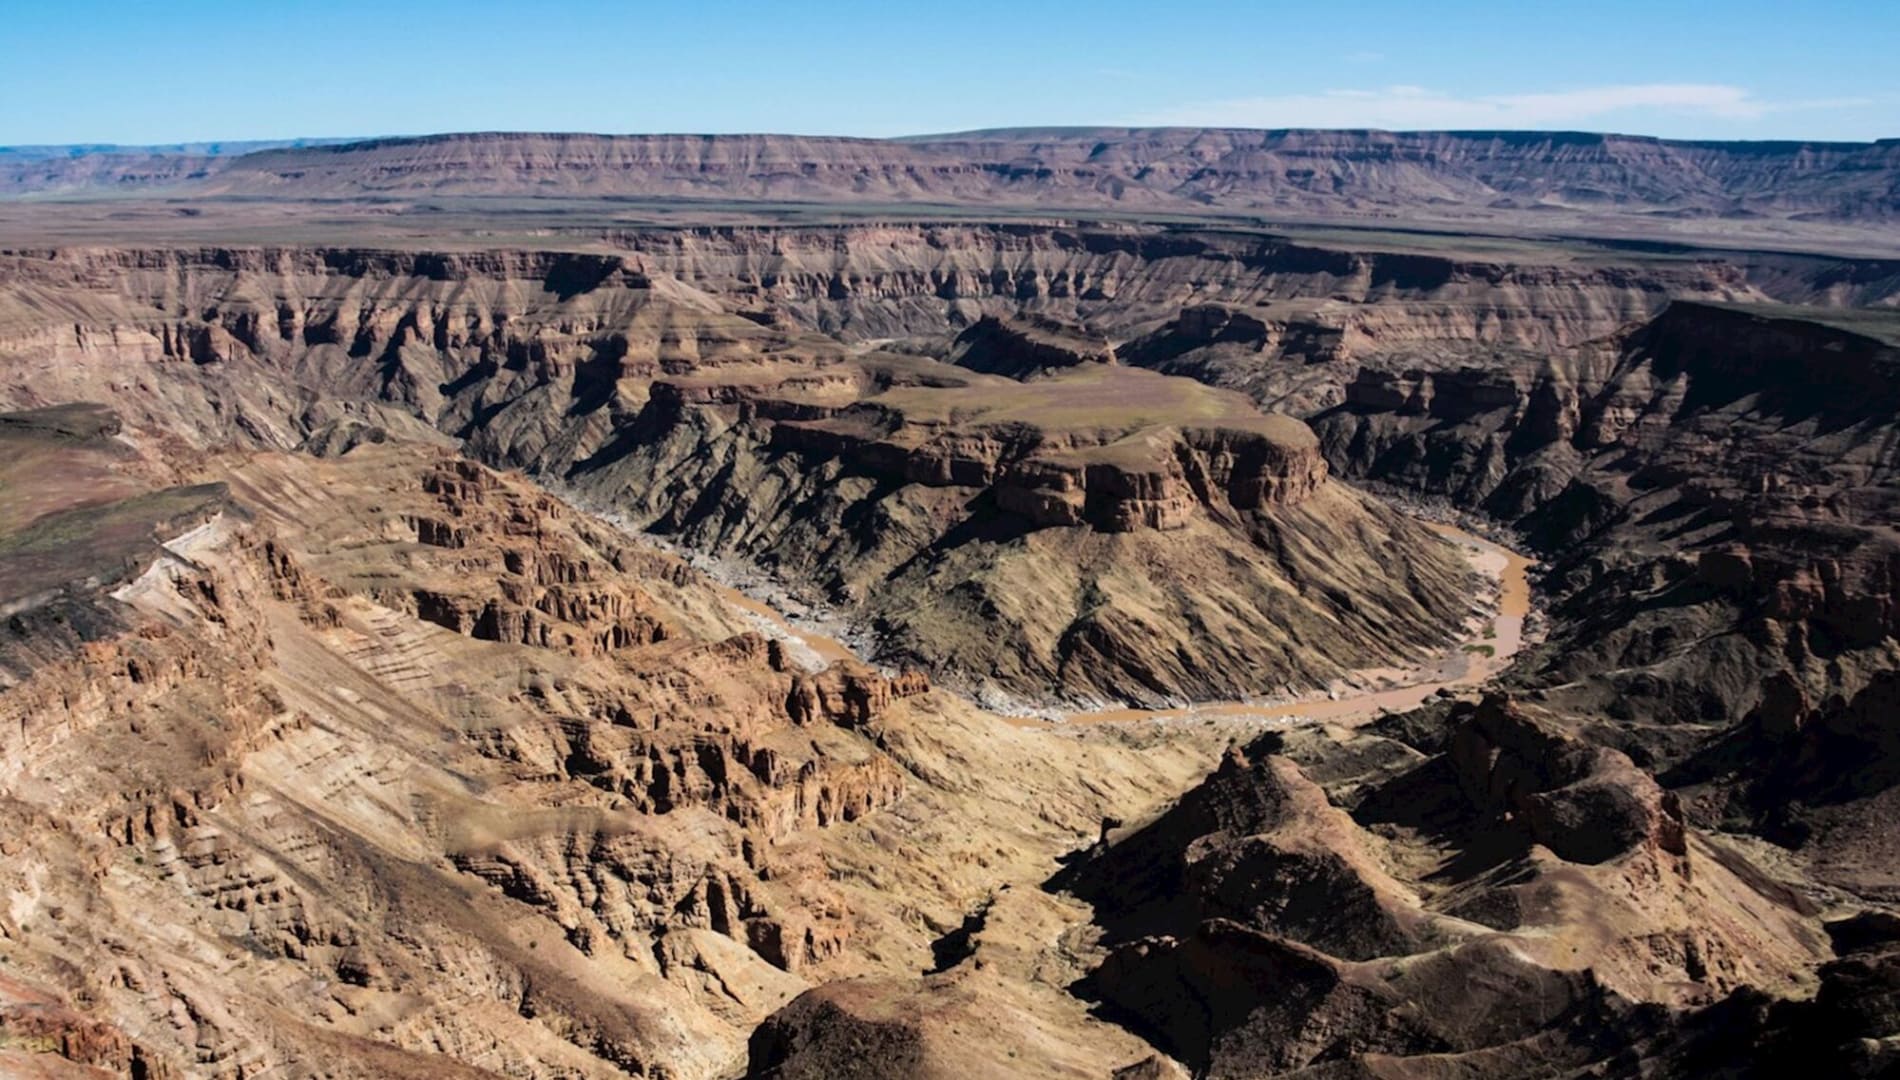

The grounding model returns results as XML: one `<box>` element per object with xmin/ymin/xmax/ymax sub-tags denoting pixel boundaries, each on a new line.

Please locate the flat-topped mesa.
<box><xmin>933</xmin><ymin>317</ymin><xmax>1352</xmax><ymax>531</ymax></box>
<box><xmin>738</xmin><ymin>351</ymin><xmax>1330</xmax><ymax>535</ymax></box>
<box><xmin>770</xmin><ymin>410</ymin><xmax>1326</xmax><ymax>532</ymax></box>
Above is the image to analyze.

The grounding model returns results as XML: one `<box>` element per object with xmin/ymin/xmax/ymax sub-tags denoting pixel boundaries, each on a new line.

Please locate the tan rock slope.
<box><xmin>0</xmin><ymin>415</ymin><xmax>1224</xmax><ymax>1078</ymax></box>
<box><xmin>3</xmin><ymin>206</ymin><xmax>1900</xmax><ymax>1079</ymax></box>
<box><xmin>753</xmin><ymin>695</ymin><xmax>1851</xmax><ymax>1078</ymax></box>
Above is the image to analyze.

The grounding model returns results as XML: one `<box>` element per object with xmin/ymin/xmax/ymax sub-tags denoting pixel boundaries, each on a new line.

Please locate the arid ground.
<box><xmin>2</xmin><ymin>130</ymin><xmax>1899</xmax><ymax>1078</ymax></box>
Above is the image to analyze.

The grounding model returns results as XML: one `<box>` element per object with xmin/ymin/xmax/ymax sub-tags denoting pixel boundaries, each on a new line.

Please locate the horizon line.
<box><xmin>5</xmin><ymin>125</ymin><xmax>1898</xmax><ymax>155</ymax></box>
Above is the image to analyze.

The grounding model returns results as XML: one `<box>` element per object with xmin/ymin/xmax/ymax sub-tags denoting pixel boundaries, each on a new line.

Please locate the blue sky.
<box><xmin>3</xmin><ymin>1</ymin><xmax>1895</xmax><ymax>144</ymax></box>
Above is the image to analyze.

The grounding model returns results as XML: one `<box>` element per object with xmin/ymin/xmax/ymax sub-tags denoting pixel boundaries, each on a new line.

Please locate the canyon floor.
<box><xmin>3</xmin><ymin>133</ymin><xmax>1900</xmax><ymax>1079</ymax></box>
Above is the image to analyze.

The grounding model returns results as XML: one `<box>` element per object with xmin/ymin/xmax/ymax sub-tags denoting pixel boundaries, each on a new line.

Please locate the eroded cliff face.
<box><xmin>0</xmin><ymin>238</ymin><xmax>1493</xmax><ymax>707</ymax></box>
<box><xmin>4</xmin><ymin>223</ymin><xmax>1899</xmax><ymax>1079</ymax></box>
<box><xmin>0</xmin><ymin>423</ymin><xmax>1221</xmax><ymax>1078</ymax></box>
<box><xmin>0</xmin><ymin>228</ymin><xmax>1824</xmax><ymax>481</ymax></box>
<box><xmin>0</xmin><ymin>224</ymin><xmax>1779</xmax><ymax>350</ymax></box>
<box><xmin>1310</xmin><ymin>302</ymin><xmax>1900</xmax><ymax>731</ymax></box>
<box><xmin>573</xmin><ymin>348</ymin><xmax>1478</xmax><ymax>707</ymax></box>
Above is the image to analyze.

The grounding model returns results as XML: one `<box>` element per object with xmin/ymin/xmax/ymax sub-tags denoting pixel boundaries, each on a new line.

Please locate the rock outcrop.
<box><xmin>1447</xmin><ymin>694</ymin><xmax>1688</xmax><ymax>865</ymax></box>
<box><xmin>1051</xmin><ymin>698</ymin><xmax>1827</xmax><ymax>1079</ymax></box>
<box><xmin>0</xmin><ymin>414</ymin><xmax>1230</xmax><ymax>1078</ymax></box>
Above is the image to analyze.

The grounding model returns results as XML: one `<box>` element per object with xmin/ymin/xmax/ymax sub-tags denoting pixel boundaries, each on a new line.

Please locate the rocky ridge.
<box><xmin>10</xmin><ymin>130</ymin><xmax>1900</xmax><ymax>244</ymax></box>
<box><xmin>753</xmin><ymin>692</ymin><xmax>1852</xmax><ymax>1078</ymax></box>
<box><xmin>0</xmin><ymin>415</ymin><xmax>1224</xmax><ymax>1078</ymax></box>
